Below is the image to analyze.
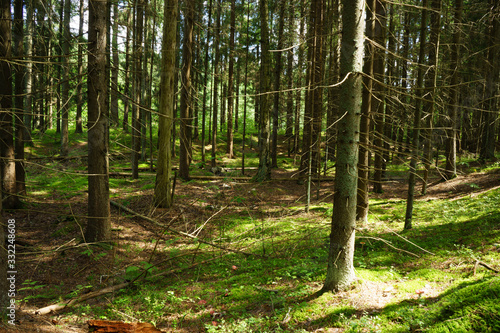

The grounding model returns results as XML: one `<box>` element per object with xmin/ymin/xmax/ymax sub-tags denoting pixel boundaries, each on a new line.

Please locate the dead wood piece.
<box><xmin>473</xmin><ymin>260</ymin><xmax>500</xmax><ymax>275</ymax></box>
<box><xmin>88</xmin><ymin>319</ymin><xmax>164</xmax><ymax>332</ymax></box>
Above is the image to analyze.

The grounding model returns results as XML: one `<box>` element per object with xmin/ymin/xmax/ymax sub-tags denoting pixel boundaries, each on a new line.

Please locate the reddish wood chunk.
<box><xmin>88</xmin><ymin>320</ymin><xmax>164</xmax><ymax>333</ymax></box>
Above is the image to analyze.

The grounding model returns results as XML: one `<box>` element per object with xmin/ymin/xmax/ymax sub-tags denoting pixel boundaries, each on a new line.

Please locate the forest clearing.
<box><xmin>0</xmin><ymin>0</ymin><xmax>499</xmax><ymax>331</ymax></box>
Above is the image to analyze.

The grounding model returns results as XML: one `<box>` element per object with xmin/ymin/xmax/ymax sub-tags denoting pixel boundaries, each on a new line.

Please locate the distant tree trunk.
<box><xmin>226</xmin><ymin>0</ymin><xmax>236</xmax><ymax>159</ymax></box>
<box><xmin>253</xmin><ymin>0</ymin><xmax>272</xmax><ymax>182</ymax></box>
<box><xmin>405</xmin><ymin>0</ymin><xmax>428</xmax><ymax>230</ymax></box>
<box><xmin>122</xmin><ymin>6</ymin><xmax>132</xmax><ymax>132</ymax></box>
<box><xmin>154</xmin><ymin>0</ymin><xmax>178</xmax><ymax>208</ymax></box>
<box><xmin>13</xmin><ymin>0</ymin><xmax>25</xmax><ymax>196</ymax></box>
<box><xmin>75</xmin><ymin>0</ymin><xmax>85</xmax><ymax>134</ymax></box>
<box><xmin>372</xmin><ymin>0</ymin><xmax>387</xmax><ymax>194</ymax></box>
<box><xmin>86</xmin><ymin>0</ymin><xmax>111</xmax><ymax>242</ymax></box>
<box><xmin>356</xmin><ymin>0</ymin><xmax>375</xmax><ymax>224</ymax></box>
<box><xmin>321</xmin><ymin>0</ymin><xmax>365</xmax><ymax>293</ymax></box>
<box><xmin>0</xmin><ymin>0</ymin><xmax>19</xmax><ymax>209</ymax></box>
<box><xmin>110</xmin><ymin>0</ymin><xmax>120</xmax><ymax>127</ymax></box>
<box><xmin>285</xmin><ymin>1</ymin><xmax>295</xmax><ymax>157</ymax></box>
<box><xmin>179</xmin><ymin>0</ymin><xmax>194</xmax><ymax>180</ymax></box>
<box><xmin>24</xmin><ymin>0</ymin><xmax>34</xmax><ymax>143</ymax></box>
<box><xmin>201</xmin><ymin>0</ymin><xmax>213</xmax><ymax>163</ymax></box>
<box><xmin>211</xmin><ymin>0</ymin><xmax>221</xmax><ymax>168</ymax></box>
<box><xmin>480</xmin><ymin>0</ymin><xmax>499</xmax><ymax>161</ymax></box>
<box><xmin>271</xmin><ymin>0</ymin><xmax>285</xmax><ymax>168</ymax></box>
<box><xmin>294</xmin><ymin>0</ymin><xmax>306</xmax><ymax>156</ymax></box>
<box><xmin>421</xmin><ymin>0</ymin><xmax>441</xmax><ymax>195</ymax></box>
<box><xmin>132</xmin><ymin>0</ymin><xmax>144</xmax><ymax>179</ymax></box>
<box><xmin>242</xmin><ymin>0</ymin><xmax>250</xmax><ymax>174</ymax></box>
<box><xmin>61</xmin><ymin>0</ymin><xmax>71</xmax><ymax>156</ymax></box>
<box><xmin>444</xmin><ymin>0</ymin><xmax>463</xmax><ymax>179</ymax></box>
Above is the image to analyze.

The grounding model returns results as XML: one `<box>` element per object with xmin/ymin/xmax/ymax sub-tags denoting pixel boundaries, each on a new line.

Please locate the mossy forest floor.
<box><xmin>2</xmin><ymin>129</ymin><xmax>500</xmax><ymax>332</ymax></box>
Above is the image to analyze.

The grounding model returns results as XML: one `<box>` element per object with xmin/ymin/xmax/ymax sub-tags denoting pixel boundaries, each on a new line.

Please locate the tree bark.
<box><xmin>253</xmin><ymin>0</ymin><xmax>272</xmax><ymax>182</ymax></box>
<box><xmin>322</xmin><ymin>0</ymin><xmax>364</xmax><ymax>293</ymax></box>
<box><xmin>226</xmin><ymin>0</ymin><xmax>236</xmax><ymax>159</ymax></box>
<box><xmin>154</xmin><ymin>0</ymin><xmax>178</xmax><ymax>208</ymax></box>
<box><xmin>405</xmin><ymin>0</ymin><xmax>429</xmax><ymax>230</ymax></box>
<box><xmin>86</xmin><ymin>0</ymin><xmax>111</xmax><ymax>242</ymax></box>
<box><xmin>0</xmin><ymin>0</ymin><xmax>19</xmax><ymax>209</ymax></box>
<box><xmin>179</xmin><ymin>0</ymin><xmax>194</xmax><ymax>180</ymax></box>
<box><xmin>61</xmin><ymin>0</ymin><xmax>71</xmax><ymax>156</ymax></box>
<box><xmin>75</xmin><ymin>0</ymin><xmax>85</xmax><ymax>134</ymax></box>
<box><xmin>444</xmin><ymin>0</ymin><xmax>463</xmax><ymax>179</ymax></box>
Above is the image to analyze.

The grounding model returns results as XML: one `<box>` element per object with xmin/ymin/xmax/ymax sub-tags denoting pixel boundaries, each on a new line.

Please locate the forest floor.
<box><xmin>2</xmin><ymin>135</ymin><xmax>500</xmax><ymax>332</ymax></box>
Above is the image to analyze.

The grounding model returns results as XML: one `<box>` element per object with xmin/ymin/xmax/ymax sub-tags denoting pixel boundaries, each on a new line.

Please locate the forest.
<box><xmin>0</xmin><ymin>0</ymin><xmax>499</xmax><ymax>331</ymax></box>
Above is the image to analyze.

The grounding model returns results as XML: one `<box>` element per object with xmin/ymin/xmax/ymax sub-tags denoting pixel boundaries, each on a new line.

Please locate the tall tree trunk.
<box><xmin>444</xmin><ymin>0</ymin><xmax>463</xmax><ymax>179</ymax></box>
<box><xmin>110</xmin><ymin>0</ymin><xmax>120</xmax><ymax>127</ymax></box>
<box><xmin>294</xmin><ymin>0</ymin><xmax>306</xmax><ymax>157</ymax></box>
<box><xmin>122</xmin><ymin>5</ymin><xmax>132</xmax><ymax>132</ymax></box>
<box><xmin>285</xmin><ymin>0</ymin><xmax>295</xmax><ymax>157</ymax></box>
<box><xmin>75</xmin><ymin>0</ymin><xmax>85</xmax><ymax>133</ymax></box>
<box><xmin>61</xmin><ymin>0</ymin><xmax>71</xmax><ymax>156</ymax></box>
<box><xmin>24</xmin><ymin>0</ymin><xmax>34</xmax><ymax>143</ymax></box>
<box><xmin>86</xmin><ymin>0</ymin><xmax>111</xmax><ymax>242</ymax></box>
<box><xmin>201</xmin><ymin>0</ymin><xmax>213</xmax><ymax>163</ymax></box>
<box><xmin>405</xmin><ymin>0</ymin><xmax>428</xmax><ymax>230</ymax></box>
<box><xmin>421</xmin><ymin>0</ymin><xmax>441</xmax><ymax>195</ymax></box>
<box><xmin>271</xmin><ymin>0</ymin><xmax>285</xmax><ymax>168</ymax></box>
<box><xmin>13</xmin><ymin>0</ymin><xmax>25</xmax><ymax>196</ymax></box>
<box><xmin>322</xmin><ymin>0</ymin><xmax>365</xmax><ymax>293</ymax></box>
<box><xmin>179</xmin><ymin>0</ymin><xmax>194</xmax><ymax>180</ymax></box>
<box><xmin>0</xmin><ymin>0</ymin><xmax>19</xmax><ymax>209</ymax></box>
<box><xmin>226</xmin><ymin>0</ymin><xmax>236</xmax><ymax>159</ymax></box>
<box><xmin>480</xmin><ymin>0</ymin><xmax>499</xmax><ymax>161</ymax></box>
<box><xmin>242</xmin><ymin>0</ymin><xmax>250</xmax><ymax>174</ymax></box>
<box><xmin>211</xmin><ymin>0</ymin><xmax>221</xmax><ymax>168</ymax></box>
<box><xmin>132</xmin><ymin>0</ymin><xmax>144</xmax><ymax>179</ymax></box>
<box><xmin>154</xmin><ymin>0</ymin><xmax>178</xmax><ymax>208</ymax></box>
<box><xmin>356</xmin><ymin>0</ymin><xmax>375</xmax><ymax>224</ymax></box>
<box><xmin>372</xmin><ymin>0</ymin><xmax>387</xmax><ymax>194</ymax></box>
<box><xmin>253</xmin><ymin>0</ymin><xmax>272</xmax><ymax>182</ymax></box>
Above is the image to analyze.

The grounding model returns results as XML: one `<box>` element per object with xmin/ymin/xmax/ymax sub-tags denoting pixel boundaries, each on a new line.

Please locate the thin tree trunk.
<box><xmin>61</xmin><ymin>0</ymin><xmax>71</xmax><ymax>156</ymax></box>
<box><xmin>75</xmin><ymin>0</ymin><xmax>85</xmax><ymax>133</ymax></box>
<box><xmin>272</xmin><ymin>0</ymin><xmax>285</xmax><ymax>168</ymax></box>
<box><xmin>132</xmin><ymin>0</ymin><xmax>144</xmax><ymax>179</ymax></box>
<box><xmin>211</xmin><ymin>0</ymin><xmax>221</xmax><ymax>168</ymax></box>
<box><xmin>110</xmin><ymin>0</ymin><xmax>120</xmax><ymax>126</ymax></box>
<box><xmin>405</xmin><ymin>0</ymin><xmax>428</xmax><ymax>230</ymax></box>
<box><xmin>356</xmin><ymin>0</ymin><xmax>375</xmax><ymax>224</ymax></box>
<box><xmin>444</xmin><ymin>0</ymin><xmax>463</xmax><ymax>179</ymax></box>
<box><xmin>226</xmin><ymin>0</ymin><xmax>236</xmax><ymax>159</ymax></box>
<box><xmin>179</xmin><ymin>0</ymin><xmax>194</xmax><ymax>180</ymax></box>
<box><xmin>122</xmin><ymin>5</ymin><xmax>132</xmax><ymax>132</ymax></box>
<box><xmin>201</xmin><ymin>0</ymin><xmax>213</xmax><ymax>163</ymax></box>
<box><xmin>253</xmin><ymin>0</ymin><xmax>272</xmax><ymax>182</ymax></box>
<box><xmin>13</xmin><ymin>0</ymin><xmax>25</xmax><ymax>196</ymax></box>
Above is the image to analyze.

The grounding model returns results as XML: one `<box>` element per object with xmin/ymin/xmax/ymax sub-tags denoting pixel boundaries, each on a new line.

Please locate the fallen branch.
<box><xmin>473</xmin><ymin>260</ymin><xmax>500</xmax><ymax>275</ymax></box>
<box><xmin>390</xmin><ymin>230</ymin><xmax>436</xmax><ymax>256</ymax></box>
<box><xmin>357</xmin><ymin>236</ymin><xmax>420</xmax><ymax>258</ymax></box>
<box><xmin>110</xmin><ymin>200</ymin><xmax>261</xmax><ymax>258</ymax></box>
<box><xmin>34</xmin><ymin>256</ymin><xmax>219</xmax><ymax>315</ymax></box>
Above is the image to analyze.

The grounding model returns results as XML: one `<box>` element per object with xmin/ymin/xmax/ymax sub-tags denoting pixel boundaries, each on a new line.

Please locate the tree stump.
<box><xmin>88</xmin><ymin>320</ymin><xmax>164</xmax><ymax>333</ymax></box>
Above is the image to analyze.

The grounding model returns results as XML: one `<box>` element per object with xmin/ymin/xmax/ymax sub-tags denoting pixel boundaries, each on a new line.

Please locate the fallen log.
<box><xmin>88</xmin><ymin>319</ymin><xmax>164</xmax><ymax>332</ymax></box>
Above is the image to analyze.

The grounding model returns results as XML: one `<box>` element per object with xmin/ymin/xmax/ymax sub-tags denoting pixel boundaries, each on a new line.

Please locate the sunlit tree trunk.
<box><xmin>405</xmin><ymin>0</ymin><xmax>428</xmax><ymax>230</ymax></box>
<box><xmin>132</xmin><ymin>0</ymin><xmax>144</xmax><ymax>179</ymax></box>
<box><xmin>322</xmin><ymin>0</ymin><xmax>365</xmax><ymax>293</ymax></box>
<box><xmin>356</xmin><ymin>0</ymin><xmax>375</xmax><ymax>224</ymax></box>
<box><xmin>86</xmin><ymin>0</ymin><xmax>111</xmax><ymax>242</ymax></box>
<box><xmin>272</xmin><ymin>0</ymin><xmax>285</xmax><ymax>168</ymax></box>
<box><xmin>444</xmin><ymin>0</ymin><xmax>463</xmax><ymax>179</ymax></box>
<box><xmin>75</xmin><ymin>0</ymin><xmax>85</xmax><ymax>133</ymax></box>
<box><xmin>226</xmin><ymin>0</ymin><xmax>236</xmax><ymax>159</ymax></box>
<box><xmin>211</xmin><ymin>0</ymin><xmax>221</xmax><ymax>168</ymax></box>
<box><xmin>61</xmin><ymin>0</ymin><xmax>71</xmax><ymax>156</ymax></box>
<box><xmin>179</xmin><ymin>0</ymin><xmax>194</xmax><ymax>180</ymax></box>
<box><xmin>154</xmin><ymin>0</ymin><xmax>178</xmax><ymax>208</ymax></box>
<box><xmin>110</xmin><ymin>0</ymin><xmax>120</xmax><ymax>127</ymax></box>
